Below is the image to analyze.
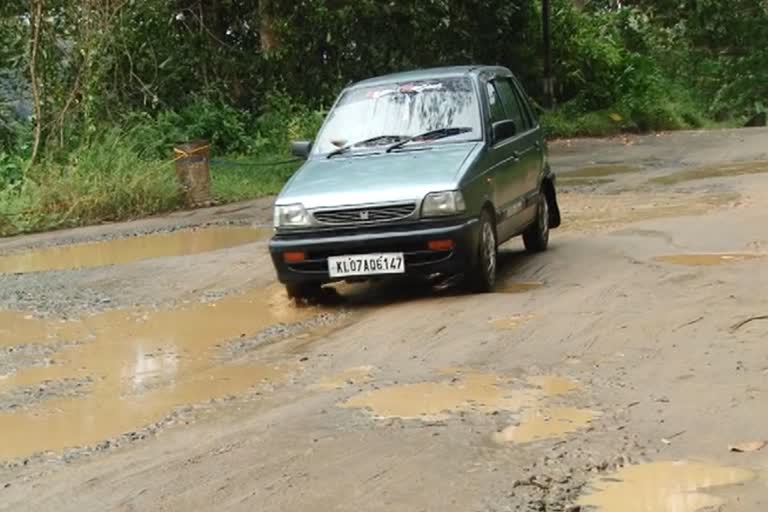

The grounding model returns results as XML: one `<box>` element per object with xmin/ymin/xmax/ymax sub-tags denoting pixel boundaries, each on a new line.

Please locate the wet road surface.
<box><xmin>1</xmin><ymin>128</ymin><xmax>768</xmax><ymax>511</ymax></box>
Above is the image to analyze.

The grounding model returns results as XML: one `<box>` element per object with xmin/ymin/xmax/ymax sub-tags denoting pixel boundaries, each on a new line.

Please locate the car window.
<box><xmin>486</xmin><ymin>82</ymin><xmax>506</xmax><ymax>124</ymax></box>
<box><xmin>312</xmin><ymin>77</ymin><xmax>483</xmax><ymax>155</ymax></box>
<box><xmin>510</xmin><ymin>79</ymin><xmax>536</xmax><ymax>129</ymax></box>
<box><xmin>494</xmin><ymin>78</ymin><xmax>528</xmax><ymax>133</ymax></box>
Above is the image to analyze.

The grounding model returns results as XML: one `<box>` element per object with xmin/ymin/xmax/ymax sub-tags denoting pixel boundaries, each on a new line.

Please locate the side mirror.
<box><xmin>491</xmin><ymin>120</ymin><xmax>517</xmax><ymax>144</ymax></box>
<box><xmin>291</xmin><ymin>140</ymin><xmax>313</xmax><ymax>159</ymax></box>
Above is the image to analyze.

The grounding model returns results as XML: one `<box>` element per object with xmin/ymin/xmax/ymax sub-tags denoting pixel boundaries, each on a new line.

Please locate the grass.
<box><xmin>210</xmin><ymin>158</ymin><xmax>301</xmax><ymax>202</ymax></box>
<box><xmin>0</xmin><ymin>132</ymin><xmax>302</xmax><ymax>237</ymax></box>
<box><xmin>649</xmin><ymin>160</ymin><xmax>768</xmax><ymax>185</ymax></box>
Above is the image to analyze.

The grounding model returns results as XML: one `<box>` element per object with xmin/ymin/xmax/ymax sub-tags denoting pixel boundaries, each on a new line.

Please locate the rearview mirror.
<box><xmin>491</xmin><ymin>120</ymin><xmax>517</xmax><ymax>144</ymax></box>
<box><xmin>291</xmin><ymin>140</ymin><xmax>313</xmax><ymax>159</ymax></box>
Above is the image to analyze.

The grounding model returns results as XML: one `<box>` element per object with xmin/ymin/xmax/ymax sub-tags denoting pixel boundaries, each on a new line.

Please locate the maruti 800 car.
<box><xmin>269</xmin><ymin>66</ymin><xmax>561</xmax><ymax>299</ymax></box>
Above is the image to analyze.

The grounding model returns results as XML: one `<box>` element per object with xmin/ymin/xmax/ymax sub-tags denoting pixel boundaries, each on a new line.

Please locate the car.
<box><xmin>269</xmin><ymin>65</ymin><xmax>561</xmax><ymax>300</ymax></box>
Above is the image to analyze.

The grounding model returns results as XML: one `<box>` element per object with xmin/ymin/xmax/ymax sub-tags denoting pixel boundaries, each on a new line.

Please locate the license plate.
<box><xmin>328</xmin><ymin>253</ymin><xmax>405</xmax><ymax>278</ymax></box>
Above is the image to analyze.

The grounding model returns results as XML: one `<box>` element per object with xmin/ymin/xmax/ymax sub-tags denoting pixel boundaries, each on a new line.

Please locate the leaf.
<box><xmin>729</xmin><ymin>441</ymin><xmax>767</xmax><ymax>453</ymax></box>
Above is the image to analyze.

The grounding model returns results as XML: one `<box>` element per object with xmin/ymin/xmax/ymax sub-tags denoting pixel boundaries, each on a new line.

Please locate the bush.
<box><xmin>0</xmin><ymin>130</ymin><xmax>181</xmax><ymax>235</ymax></box>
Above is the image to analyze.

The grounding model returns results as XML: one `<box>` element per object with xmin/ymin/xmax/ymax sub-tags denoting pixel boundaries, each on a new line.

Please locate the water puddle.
<box><xmin>651</xmin><ymin>160</ymin><xmax>768</xmax><ymax>185</ymax></box>
<box><xmin>577</xmin><ymin>461</ymin><xmax>754</xmax><ymax>512</ymax></box>
<box><xmin>0</xmin><ymin>285</ymin><xmax>316</xmax><ymax>459</ymax></box>
<box><xmin>493</xmin><ymin>407</ymin><xmax>597</xmax><ymax>443</ymax></box>
<box><xmin>312</xmin><ymin>366</ymin><xmax>374</xmax><ymax>390</ymax></box>
<box><xmin>558</xmin><ymin>177</ymin><xmax>615</xmax><ymax>187</ymax></box>
<box><xmin>0</xmin><ymin>226</ymin><xmax>268</xmax><ymax>274</ymax></box>
<box><xmin>490</xmin><ymin>314</ymin><xmax>535</xmax><ymax>330</ymax></box>
<box><xmin>566</xmin><ymin>164</ymin><xmax>642</xmax><ymax>178</ymax></box>
<box><xmin>342</xmin><ymin>371</ymin><xmax>594</xmax><ymax>444</ymax></box>
<box><xmin>655</xmin><ymin>253</ymin><xmax>764</xmax><ymax>266</ymax></box>
<box><xmin>497</xmin><ymin>282</ymin><xmax>543</xmax><ymax>294</ymax></box>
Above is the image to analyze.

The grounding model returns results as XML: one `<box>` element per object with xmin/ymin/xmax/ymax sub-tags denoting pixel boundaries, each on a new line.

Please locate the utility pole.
<box><xmin>542</xmin><ymin>0</ymin><xmax>554</xmax><ymax>108</ymax></box>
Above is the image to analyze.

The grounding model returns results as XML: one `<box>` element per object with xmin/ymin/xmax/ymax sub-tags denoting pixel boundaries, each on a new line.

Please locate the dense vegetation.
<box><xmin>1</xmin><ymin>0</ymin><xmax>767</xmax><ymax>235</ymax></box>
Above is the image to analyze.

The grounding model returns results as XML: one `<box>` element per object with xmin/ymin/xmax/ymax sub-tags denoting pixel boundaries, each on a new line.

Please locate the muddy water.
<box><xmin>578</xmin><ymin>461</ymin><xmax>754</xmax><ymax>512</ymax></box>
<box><xmin>0</xmin><ymin>285</ymin><xmax>315</xmax><ymax>459</ymax></box>
<box><xmin>651</xmin><ymin>160</ymin><xmax>768</xmax><ymax>185</ymax></box>
<box><xmin>494</xmin><ymin>407</ymin><xmax>597</xmax><ymax>443</ymax></box>
<box><xmin>497</xmin><ymin>282</ymin><xmax>543</xmax><ymax>294</ymax></box>
<box><xmin>343</xmin><ymin>371</ymin><xmax>595</xmax><ymax>443</ymax></box>
<box><xmin>655</xmin><ymin>253</ymin><xmax>764</xmax><ymax>266</ymax></box>
<box><xmin>0</xmin><ymin>226</ymin><xmax>268</xmax><ymax>274</ymax></box>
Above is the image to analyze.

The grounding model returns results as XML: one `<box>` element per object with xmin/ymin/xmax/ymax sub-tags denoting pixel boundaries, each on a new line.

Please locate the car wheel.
<box><xmin>466</xmin><ymin>210</ymin><xmax>498</xmax><ymax>293</ymax></box>
<box><xmin>523</xmin><ymin>192</ymin><xmax>550</xmax><ymax>253</ymax></box>
<box><xmin>285</xmin><ymin>283</ymin><xmax>322</xmax><ymax>302</ymax></box>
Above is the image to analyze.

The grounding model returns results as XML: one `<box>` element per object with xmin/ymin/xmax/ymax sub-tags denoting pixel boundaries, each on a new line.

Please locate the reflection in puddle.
<box><xmin>0</xmin><ymin>226</ymin><xmax>268</xmax><ymax>274</ymax></box>
<box><xmin>0</xmin><ymin>285</ymin><xmax>314</xmax><ymax>459</ymax></box>
<box><xmin>494</xmin><ymin>407</ymin><xmax>597</xmax><ymax>443</ymax></box>
<box><xmin>655</xmin><ymin>253</ymin><xmax>764</xmax><ymax>266</ymax></box>
<box><xmin>312</xmin><ymin>366</ymin><xmax>374</xmax><ymax>390</ymax></box>
<box><xmin>490</xmin><ymin>314</ymin><xmax>535</xmax><ymax>329</ymax></box>
<box><xmin>497</xmin><ymin>282</ymin><xmax>543</xmax><ymax>294</ymax></box>
<box><xmin>343</xmin><ymin>371</ymin><xmax>593</xmax><ymax>444</ymax></box>
<box><xmin>578</xmin><ymin>461</ymin><xmax>754</xmax><ymax>512</ymax></box>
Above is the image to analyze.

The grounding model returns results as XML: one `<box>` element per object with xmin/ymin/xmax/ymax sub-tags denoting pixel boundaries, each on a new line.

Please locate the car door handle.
<box><xmin>533</xmin><ymin>141</ymin><xmax>541</xmax><ymax>149</ymax></box>
<box><xmin>511</xmin><ymin>151</ymin><xmax>520</xmax><ymax>161</ymax></box>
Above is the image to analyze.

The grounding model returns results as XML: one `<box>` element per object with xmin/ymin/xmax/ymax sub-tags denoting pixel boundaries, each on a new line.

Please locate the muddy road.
<box><xmin>1</xmin><ymin>128</ymin><xmax>767</xmax><ymax>511</ymax></box>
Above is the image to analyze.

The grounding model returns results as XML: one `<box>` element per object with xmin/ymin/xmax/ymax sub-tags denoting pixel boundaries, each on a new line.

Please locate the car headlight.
<box><xmin>274</xmin><ymin>203</ymin><xmax>310</xmax><ymax>228</ymax></box>
<box><xmin>421</xmin><ymin>190</ymin><xmax>466</xmax><ymax>217</ymax></box>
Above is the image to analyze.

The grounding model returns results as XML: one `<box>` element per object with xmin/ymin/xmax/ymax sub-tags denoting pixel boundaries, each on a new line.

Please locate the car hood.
<box><xmin>276</xmin><ymin>142</ymin><xmax>481</xmax><ymax>209</ymax></box>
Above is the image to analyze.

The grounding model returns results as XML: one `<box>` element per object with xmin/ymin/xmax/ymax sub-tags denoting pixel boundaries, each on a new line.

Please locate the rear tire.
<box><xmin>466</xmin><ymin>210</ymin><xmax>498</xmax><ymax>293</ymax></box>
<box><xmin>523</xmin><ymin>192</ymin><xmax>550</xmax><ymax>253</ymax></box>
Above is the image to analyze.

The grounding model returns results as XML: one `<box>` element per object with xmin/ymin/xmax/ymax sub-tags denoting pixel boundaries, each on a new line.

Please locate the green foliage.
<box><xmin>0</xmin><ymin>130</ymin><xmax>181</xmax><ymax>236</ymax></box>
<box><xmin>2</xmin><ymin>0</ymin><xmax>768</xmax><ymax>234</ymax></box>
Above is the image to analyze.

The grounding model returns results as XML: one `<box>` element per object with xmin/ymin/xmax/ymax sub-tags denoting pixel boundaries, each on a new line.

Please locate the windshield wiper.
<box><xmin>326</xmin><ymin>135</ymin><xmax>408</xmax><ymax>159</ymax></box>
<box><xmin>385</xmin><ymin>127</ymin><xmax>473</xmax><ymax>153</ymax></box>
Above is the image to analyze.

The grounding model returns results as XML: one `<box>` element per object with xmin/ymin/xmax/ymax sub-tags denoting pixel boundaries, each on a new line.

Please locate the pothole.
<box><xmin>577</xmin><ymin>460</ymin><xmax>754</xmax><ymax>512</ymax></box>
<box><xmin>0</xmin><ymin>226</ymin><xmax>269</xmax><ymax>274</ymax></box>
<box><xmin>341</xmin><ymin>371</ymin><xmax>596</xmax><ymax>443</ymax></box>
<box><xmin>650</xmin><ymin>160</ymin><xmax>768</xmax><ymax>185</ymax></box>
<box><xmin>496</xmin><ymin>282</ymin><xmax>543</xmax><ymax>294</ymax></box>
<box><xmin>655</xmin><ymin>252</ymin><xmax>764</xmax><ymax>266</ymax></box>
<box><xmin>0</xmin><ymin>284</ymin><xmax>319</xmax><ymax>460</ymax></box>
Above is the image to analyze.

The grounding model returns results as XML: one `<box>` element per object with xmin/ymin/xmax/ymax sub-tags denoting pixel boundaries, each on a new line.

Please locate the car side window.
<box><xmin>494</xmin><ymin>78</ymin><xmax>528</xmax><ymax>133</ymax></box>
<box><xmin>486</xmin><ymin>82</ymin><xmax>506</xmax><ymax>124</ymax></box>
<box><xmin>510</xmin><ymin>79</ymin><xmax>536</xmax><ymax>129</ymax></box>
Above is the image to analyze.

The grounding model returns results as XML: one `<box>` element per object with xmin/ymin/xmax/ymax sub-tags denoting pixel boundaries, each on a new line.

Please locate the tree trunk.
<box><xmin>27</xmin><ymin>0</ymin><xmax>44</xmax><ymax>171</ymax></box>
<box><xmin>259</xmin><ymin>0</ymin><xmax>278</xmax><ymax>52</ymax></box>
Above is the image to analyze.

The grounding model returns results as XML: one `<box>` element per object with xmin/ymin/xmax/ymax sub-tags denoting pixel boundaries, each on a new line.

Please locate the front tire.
<box><xmin>523</xmin><ymin>192</ymin><xmax>550</xmax><ymax>253</ymax></box>
<box><xmin>466</xmin><ymin>210</ymin><xmax>498</xmax><ymax>293</ymax></box>
<box><xmin>285</xmin><ymin>282</ymin><xmax>322</xmax><ymax>302</ymax></box>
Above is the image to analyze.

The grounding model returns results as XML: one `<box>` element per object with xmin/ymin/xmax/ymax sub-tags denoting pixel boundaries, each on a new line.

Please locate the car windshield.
<box><xmin>312</xmin><ymin>77</ymin><xmax>482</xmax><ymax>156</ymax></box>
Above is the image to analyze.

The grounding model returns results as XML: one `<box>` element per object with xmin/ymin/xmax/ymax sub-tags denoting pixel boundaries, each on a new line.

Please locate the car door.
<box><xmin>493</xmin><ymin>77</ymin><xmax>541</xmax><ymax>225</ymax></box>
<box><xmin>483</xmin><ymin>78</ymin><xmax>529</xmax><ymax>242</ymax></box>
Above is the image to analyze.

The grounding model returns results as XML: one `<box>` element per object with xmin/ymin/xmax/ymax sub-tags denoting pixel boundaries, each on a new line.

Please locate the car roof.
<box><xmin>348</xmin><ymin>65</ymin><xmax>510</xmax><ymax>89</ymax></box>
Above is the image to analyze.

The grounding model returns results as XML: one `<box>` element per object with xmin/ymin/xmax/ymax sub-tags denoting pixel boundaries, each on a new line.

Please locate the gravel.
<box><xmin>0</xmin><ymin>378</ymin><xmax>92</xmax><ymax>412</ymax></box>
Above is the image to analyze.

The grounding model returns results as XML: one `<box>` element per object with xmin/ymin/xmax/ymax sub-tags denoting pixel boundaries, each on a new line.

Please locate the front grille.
<box><xmin>313</xmin><ymin>202</ymin><xmax>416</xmax><ymax>225</ymax></box>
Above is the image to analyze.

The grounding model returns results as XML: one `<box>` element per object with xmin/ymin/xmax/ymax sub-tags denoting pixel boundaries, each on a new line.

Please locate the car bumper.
<box><xmin>269</xmin><ymin>218</ymin><xmax>481</xmax><ymax>285</ymax></box>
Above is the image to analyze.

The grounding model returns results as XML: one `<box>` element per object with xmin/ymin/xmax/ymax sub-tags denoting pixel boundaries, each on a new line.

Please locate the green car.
<box><xmin>269</xmin><ymin>65</ymin><xmax>561</xmax><ymax>299</ymax></box>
